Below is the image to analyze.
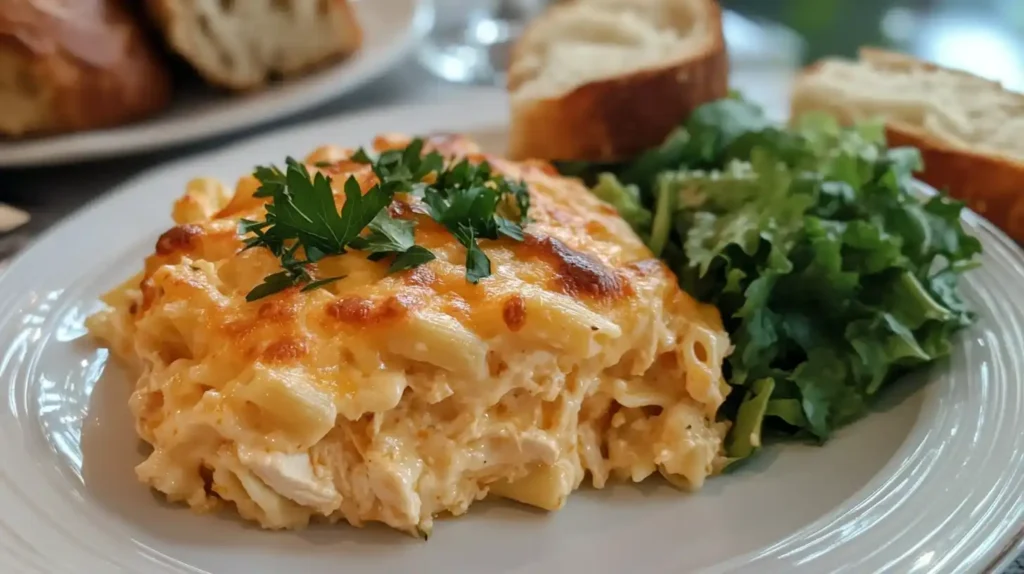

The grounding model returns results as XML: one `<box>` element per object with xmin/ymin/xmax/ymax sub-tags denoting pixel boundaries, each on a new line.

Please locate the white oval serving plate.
<box><xmin>0</xmin><ymin>95</ymin><xmax>1021</xmax><ymax>574</ymax></box>
<box><xmin>0</xmin><ymin>0</ymin><xmax>432</xmax><ymax>169</ymax></box>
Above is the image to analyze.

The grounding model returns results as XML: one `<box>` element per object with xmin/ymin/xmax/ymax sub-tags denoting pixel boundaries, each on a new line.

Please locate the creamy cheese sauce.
<box><xmin>87</xmin><ymin>134</ymin><xmax>732</xmax><ymax>535</ymax></box>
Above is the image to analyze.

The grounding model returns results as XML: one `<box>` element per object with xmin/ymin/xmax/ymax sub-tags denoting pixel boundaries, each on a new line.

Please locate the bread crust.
<box><xmin>0</xmin><ymin>0</ymin><xmax>172</xmax><ymax>137</ymax></box>
<box><xmin>507</xmin><ymin>0</ymin><xmax>729</xmax><ymax>162</ymax></box>
<box><xmin>791</xmin><ymin>47</ymin><xmax>1024</xmax><ymax>244</ymax></box>
<box><xmin>885</xmin><ymin>126</ymin><xmax>1024</xmax><ymax>244</ymax></box>
<box><xmin>145</xmin><ymin>0</ymin><xmax>363</xmax><ymax>91</ymax></box>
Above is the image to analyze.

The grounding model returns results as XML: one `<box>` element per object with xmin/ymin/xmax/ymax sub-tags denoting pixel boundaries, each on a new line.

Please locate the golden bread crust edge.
<box><xmin>885</xmin><ymin>126</ymin><xmax>1024</xmax><ymax>244</ymax></box>
<box><xmin>507</xmin><ymin>0</ymin><xmax>729</xmax><ymax>163</ymax></box>
<box><xmin>0</xmin><ymin>0</ymin><xmax>172</xmax><ymax>137</ymax></box>
<box><xmin>791</xmin><ymin>47</ymin><xmax>1024</xmax><ymax>244</ymax></box>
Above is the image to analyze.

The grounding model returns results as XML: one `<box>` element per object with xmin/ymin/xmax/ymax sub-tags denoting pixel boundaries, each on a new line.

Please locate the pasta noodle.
<box><xmin>86</xmin><ymin>133</ymin><xmax>733</xmax><ymax>536</ymax></box>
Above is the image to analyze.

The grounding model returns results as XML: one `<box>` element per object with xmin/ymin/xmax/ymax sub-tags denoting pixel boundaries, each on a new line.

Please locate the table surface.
<box><xmin>0</xmin><ymin>50</ymin><xmax>1021</xmax><ymax>574</ymax></box>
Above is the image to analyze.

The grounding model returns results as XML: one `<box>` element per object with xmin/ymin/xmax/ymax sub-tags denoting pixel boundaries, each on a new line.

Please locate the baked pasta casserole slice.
<box><xmin>86</xmin><ymin>134</ymin><xmax>732</xmax><ymax>536</ymax></box>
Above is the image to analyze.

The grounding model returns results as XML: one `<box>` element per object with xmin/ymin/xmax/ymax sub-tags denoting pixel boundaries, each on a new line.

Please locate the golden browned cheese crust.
<box><xmin>0</xmin><ymin>0</ymin><xmax>171</xmax><ymax>137</ymax></box>
<box><xmin>87</xmin><ymin>134</ymin><xmax>732</xmax><ymax>534</ymax></box>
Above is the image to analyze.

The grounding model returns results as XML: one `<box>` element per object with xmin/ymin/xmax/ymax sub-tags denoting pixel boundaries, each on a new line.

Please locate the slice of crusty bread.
<box><xmin>0</xmin><ymin>0</ymin><xmax>172</xmax><ymax>137</ymax></box>
<box><xmin>507</xmin><ymin>0</ymin><xmax>729</xmax><ymax>162</ymax></box>
<box><xmin>792</xmin><ymin>48</ymin><xmax>1024</xmax><ymax>244</ymax></box>
<box><xmin>146</xmin><ymin>0</ymin><xmax>363</xmax><ymax>91</ymax></box>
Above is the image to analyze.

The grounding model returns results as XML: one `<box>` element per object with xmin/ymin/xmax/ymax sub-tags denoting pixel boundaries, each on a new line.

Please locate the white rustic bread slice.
<box><xmin>146</xmin><ymin>0</ymin><xmax>362</xmax><ymax>90</ymax></box>
<box><xmin>507</xmin><ymin>0</ymin><xmax>728</xmax><ymax>162</ymax></box>
<box><xmin>791</xmin><ymin>48</ymin><xmax>1024</xmax><ymax>244</ymax></box>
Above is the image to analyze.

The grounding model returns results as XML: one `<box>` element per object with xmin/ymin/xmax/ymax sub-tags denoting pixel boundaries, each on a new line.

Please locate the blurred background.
<box><xmin>726</xmin><ymin>0</ymin><xmax>1023</xmax><ymax>89</ymax></box>
<box><xmin>4</xmin><ymin>0</ymin><xmax>1024</xmax><ymax>275</ymax></box>
<box><xmin>418</xmin><ymin>0</ymin><xmax>1024</xmax><ymax>118</ymax></box>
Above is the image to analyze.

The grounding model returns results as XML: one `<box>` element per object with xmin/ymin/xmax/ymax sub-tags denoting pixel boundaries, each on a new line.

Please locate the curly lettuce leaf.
<box><xmin>569</xmin><ymin>96</ymin><xmax>982</xmax><ymax>461</ymax></box>
<box><xmin>590</xmin><ymin>174</ymin><xmax>652</xmax><ymax>237</ymax></box>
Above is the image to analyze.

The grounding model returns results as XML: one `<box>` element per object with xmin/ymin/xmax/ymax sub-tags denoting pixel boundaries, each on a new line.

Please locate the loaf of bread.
<box><xmin>791</xmin><ymin>48</ymin><xmax>1024</xmax><ymax>244</ymax></box>
<box><xmin>506</xmin><ymin>0</ymin><xmax>729</xmax><ymax>163</ymax></box>
<box><xmin>146</xmin><ymin>0</ymin><xmax>363</xmax><ymax>91</ymax></box>
<box><xmin>0</xmin><ymin>0</ymin><xmax>172</xmax><ymax>137</ymax></box>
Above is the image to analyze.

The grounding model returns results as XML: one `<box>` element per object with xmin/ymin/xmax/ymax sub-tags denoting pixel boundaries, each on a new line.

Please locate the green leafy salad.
<box><xmin>558</xmin><ymin>96</ymin><xmax>983</xmax><ymax>463</ymax></box>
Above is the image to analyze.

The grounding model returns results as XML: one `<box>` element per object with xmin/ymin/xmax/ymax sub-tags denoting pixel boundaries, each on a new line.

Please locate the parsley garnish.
<box><xmin>422</xmin><ymin>158</ymin><xmax>530</xmax><ymax>283</ymax></box>
<box><xmin>240</xmin><ymin>139</ymin><xmax>530</xmax><ymax>301</ymax></box>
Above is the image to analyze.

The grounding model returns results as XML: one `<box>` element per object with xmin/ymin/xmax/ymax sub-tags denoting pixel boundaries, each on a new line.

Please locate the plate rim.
<box><xmin>0</xmin><ymin>95</ymin><xmax>1021</xmax><ymax>573</ymax></box>
<box><xmin>0</xmin><ymin>0</ymin><xmax>434</xmax><ymax>169</ymax></box>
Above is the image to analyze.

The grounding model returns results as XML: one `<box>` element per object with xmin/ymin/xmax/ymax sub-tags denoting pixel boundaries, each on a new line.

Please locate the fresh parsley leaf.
<box><xmin>301</xmin><ymin>276</ymin><xmax>346</xmax><ymax>292</ymax></box>
<box><xmin>243</xmin><ymin>145</ymin><xmax>429</xmax><ymax>300</ymax></box>
<box><xmin>350</xmin><ymin>210</ymin><xmax>438</xmax><ymax>273</ymax></box>
<box><xmin>494</xmin><ymin>217</ymin><xmax>524</xmax><ymax>241</ymax></box>
<box><xmin>389</xmin><ymin>245</ymin><xmax>436</xmax><ymax>273</ymax></box>
<box><xmin>337</xmin><ymin>175</ymin><xmax>391</xmax><ymax>246</ymax></box>
<box><xmin>498</xmin><ymin>178</ymin><xmax>531</xmax><ymax>224</ymax></box>
<box><xmin>245</xmin><ymin>271</ymin><xmax>297</xmax><ymax>302</ymax></box>
<box><xmin>252</xmin><ymin>164</ymin><xmax>287</xmax><ymax>198</ymax></box>
<box><xmin>241</xmin><ymin>138</ymin><xmax>529</xmax><ymax>299</ymax></box>
<box><xmin>357</xmin><ymin>210</ymin><xmax>417</xmax><ymax>253</ymax></box>
<box><xmin>353</xmin><ymin>140</ymin><xmax>445</xmax><ymax>195</ymax></box>
<box><xmin>461</xmin><ymin>226</ymin><xmax>491</xmax><ymax>283</ymax></box>
<box><xmin>420</xmin><ymin>159</ymin><xmax>530</xmax><ymax>283</ymax></box>
<box><xmin>350</xmin><ymin>148</ymin><xmax>372</xmax><ymax>164</ymax></box>
<box><xmin>238</xmin><ymin>218</ymin><xmax>268</xmax><ymax>234</ymax></box>
<box><xmin>289</xmin><ymin>167</ymin><xmax>347</xmax><ymax>252</ymax></box>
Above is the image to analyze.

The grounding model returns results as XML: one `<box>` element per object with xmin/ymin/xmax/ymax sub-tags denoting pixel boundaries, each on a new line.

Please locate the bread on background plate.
<box><xmin>792</xmin><ymin>48</ymin><xmax>1024</xmax><ymax>244</ymax></box>
<box><xmin>0</xmin><ymin>0</ymin><xmax>172</xmax><ymax>137</ymax></box>
<box><xmin>146</xmin><ymin>0</ymin><xmax>363</xmax><ymax>91</ymax></box>
<box><xmin>507</xmin><ymin>0</ymin><xmax>729</xmax><ymax>163</ymax></box>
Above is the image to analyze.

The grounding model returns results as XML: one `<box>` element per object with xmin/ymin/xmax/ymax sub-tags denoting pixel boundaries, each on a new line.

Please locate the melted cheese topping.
<box><xmin>87</xmin><ymin>134</ymin><xmax>732</xmax><ymax>535</ymax></box>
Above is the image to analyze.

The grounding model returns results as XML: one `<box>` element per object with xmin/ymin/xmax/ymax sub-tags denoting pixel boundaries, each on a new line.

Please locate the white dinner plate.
<box><xmin>0</xmin><ymin>0</ymin><xmax>432</xmax><ymax>169</ymax></box>
<box><xmin>0</xmin><ymin>95</ymin><xmax>1021</xmax><ymax>574</ymax></box>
